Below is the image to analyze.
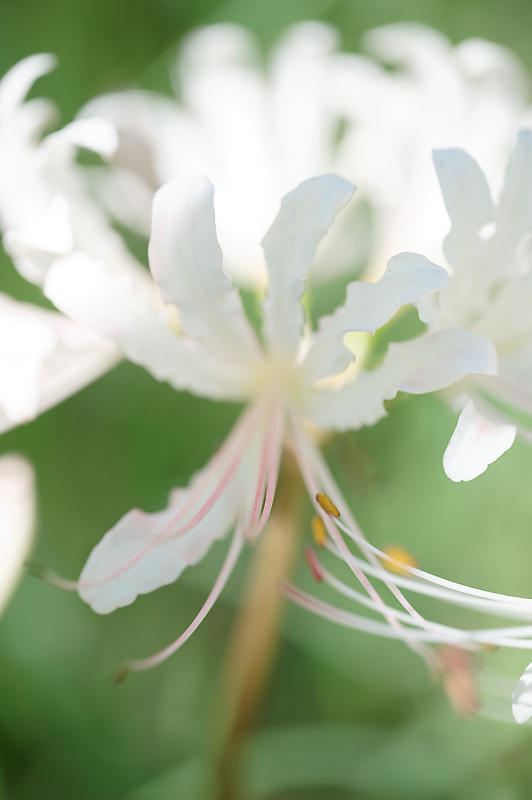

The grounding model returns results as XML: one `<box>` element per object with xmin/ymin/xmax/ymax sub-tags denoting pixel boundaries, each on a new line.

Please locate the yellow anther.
<box><xmin>480</xmin><ymin>643</ymin><xmax>500</xmax><ymax>654</ymax></box>
<box><xmin>316</xmin><ymin>493</ymin><xmax>340</xmax><ymax>518</ymax></box>
<box><xmin>311</xmin><ymin>515</ymin><xmax>327</xmax><ymax>547</ymax></box>
<box><xmin>381</xmin><ymin>545</ymin><xmax>418</xmax><ymax>576</ymax></box>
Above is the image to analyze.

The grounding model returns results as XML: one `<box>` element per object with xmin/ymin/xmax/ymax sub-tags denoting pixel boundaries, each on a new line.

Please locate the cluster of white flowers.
<box><xmin>1</xmin><ymin>22</ymin><xmax>532</xmax><ymax>722</ymax></box>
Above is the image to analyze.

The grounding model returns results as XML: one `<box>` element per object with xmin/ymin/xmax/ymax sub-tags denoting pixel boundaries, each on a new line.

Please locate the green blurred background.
<box><xmin>2</xmin><ymin>1</ymin><xmax>532</xmax><ymax>798</ymax></box>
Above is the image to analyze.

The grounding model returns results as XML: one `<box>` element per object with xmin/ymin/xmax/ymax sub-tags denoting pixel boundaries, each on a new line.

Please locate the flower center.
<box><xmin>250</xmin><ymin>355</ymin><xmax>305</xmax><ymax>406</ymax></box>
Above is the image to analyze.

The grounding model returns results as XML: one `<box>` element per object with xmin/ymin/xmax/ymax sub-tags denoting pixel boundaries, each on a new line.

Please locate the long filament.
<box><xmin>125</xmin><ymin>526</ymin><xmax>244</xmax><ymax>672</ymax></box>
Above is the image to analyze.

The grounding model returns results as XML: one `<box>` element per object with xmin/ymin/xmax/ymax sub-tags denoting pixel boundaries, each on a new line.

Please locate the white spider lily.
<box><xmin>329</xmin><ymin>22</ymin><xmax>532</xmax><ymax>277</ymax></box>
<box><xmin>0</xmin><ymin>55</ymin><xmax>150</xmax><ymax>431</ymax></box>
<box><xmin>0</xmin><ymin>454</ymin><xmax>35</xmax><ymax>615</ymax></box>
<box><xmin>37</xmin><ymin>174</ymin><xmax>496</xmax><ymax>674</ymax></box>
<box><xmin>80</xmin><ymin>22</ymin><xmax>531</xmax><ymax>286</ymax></box>
<box><xmin>418</xmin><ymin>130</ymin><xmax>532</xmax><ymax>481</ymax></box>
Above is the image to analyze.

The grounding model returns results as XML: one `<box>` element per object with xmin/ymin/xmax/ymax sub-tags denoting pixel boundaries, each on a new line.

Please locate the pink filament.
<box><xmin>307</xmin><ymin>434</ymin><xmax>426</xmax><ymax>627</ymax></box>
<box><xmin>247</xmin><ymin>397</ymin><xmax>284</xmax><ymax>537</ymax></box>
<box><xmin>288</xmin><ymin>411</ymin><xmax>428</xmax><ymax>658</ymax></box>
<box><xmin>125</xmin><ymin>526</ymin><xmax>244</xmax><ymax>672</ymax></box>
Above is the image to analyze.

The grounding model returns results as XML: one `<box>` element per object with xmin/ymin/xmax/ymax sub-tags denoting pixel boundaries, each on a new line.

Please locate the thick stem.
<box><xmin>211</xmin><ymin>454</ymin><xmax>303</xmax><ymax>800</ymax></box>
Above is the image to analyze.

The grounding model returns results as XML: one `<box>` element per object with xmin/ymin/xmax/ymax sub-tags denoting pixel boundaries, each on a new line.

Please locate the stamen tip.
<box><xmin>305</xmin><ymin>547</ymin><xmax>324</xmax><ymax>582</ymax></box>
<box><xmin>112</xmin><ymin>666</ymin><xmax>130</xmax><ymax>686</ymax></box>
<box><xmin>311</xmin><ymin>515</ymin><xmax>327</xmax><ymax>547</ymax></box>
<box><xmin>381</xmin><ymin>545</ymin><xmax>418</xmax><ymax>576</ymax></box>
<box><xmin>316</xmin><ymin>492</ymin><xmax>340</xmax><ymax>518</ymax></box>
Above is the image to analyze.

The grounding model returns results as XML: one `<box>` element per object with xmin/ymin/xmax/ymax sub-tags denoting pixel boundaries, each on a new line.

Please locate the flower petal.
<box><xmin>44</xmin><ymin>252</ymin><xmax>250</xmax><ymax>400</ymax></box>
<box><xmin>149</xmin><ymin>176</ymin><xmax>260</xmax><ymax>365</ymax></box>
<box><xmin>306</xmin><ymin>328</ymin><xmax>497</xmax><ymax>431</ymax></box>
<box><xmin>513</xmin><ymin>660</ymin><xmax>532</xmax><ymax>724</ymax></box>
<box><xmin>0</xmin><ymin>53</ymin><xmax>56</xmax><ymax>115</ymax></box>
<box><xmin>0</xmin><ymin>454</ymin><xmax>35</xmax><ymax>614</ymax></box>
<box><xmin>432</xmin><ymin>147</ymin><xmax>495</xmax><ymax>270</ymax></box>
<box><xmin>303</xmin><ymin>253</ymin><xmax>448</xmax><ymax>383</ymax></box>
<box><xmin>495</xmin><ymin>129</ymin><xmax>532</xmax><ymax>266</ymax></box>
<box><xmin>0</xmin><ymin>293</ymin><xmax>119</xmax><ymax>433</ymax></box>
<box><xmin>270</xmin><ymin>22</ymin><xmax>339</xmax><ymax>179</ymax></box>
<box><xmin>3</xmin><ymin>194</ymin><xmax>73</xmax><ymax>284</ymax></box>
<box><xmin>43</xmin><ymin>118</ymin><xmax>118</xmax><ymax>159</ymax></box>
<box><xmin>262</xmin><ymin>174</ymin><xmax>355</xmax><ymax>356</ymax></box>
<box><xmin>443</xmin><ymin>400</ymin><xmax>516</xmax><ymax>482</ymax></box>
<box><xmin>79</xmin><ymin>408</ymin><xmax>265</xmax><ymax>613</ymax></box>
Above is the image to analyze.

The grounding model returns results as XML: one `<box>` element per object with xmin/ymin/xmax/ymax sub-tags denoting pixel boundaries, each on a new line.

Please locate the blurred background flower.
<box><xmin>2</xmin><ymin>1</ymin><xmax>532</xmax><ymax>799</ymax></box>
<box><xmin>0</xmin><ymin>454</ymin><xmax>34</xmax><ymax>614</ymax></box>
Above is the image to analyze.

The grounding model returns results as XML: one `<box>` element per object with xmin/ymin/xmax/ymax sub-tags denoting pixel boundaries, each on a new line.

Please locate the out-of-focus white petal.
<box><xmin>495</xmin><ymin>129</ymin><xmax>532</xmax><ymax>265</ymax></box>
<box><xmin>44</xmin><ymin>252</ymin><xmax>250</xmax><ymax>400</ymax></box>
<box><xmin>363</xmin><ymin>22</ymin><xmax>450</xmax><ymax>69</ymax></box>
<box><xmin>149</xmin><ymin>177</ymin><xmax>260</xmax><ymax>365</ymax></box>
<box><xmin>86</xmin><ymin>166</ymin><xmax>153</xmax><ymax>235</ymax></box>
<box><xmin>513</xmin><ymin>661</ymin><xmax>532</xmax><ymax>724</ymax></box>
<box><xmin>307</xmin><ymin>328</ymin><xmax>497</xmax><ymax>431</ymax></box>
<box><xmin>262</xmin><ymin>175</ymin><xmax>355</xmax><ymax>356</ymax></box>
<box><xmin>0</xmin><ymin>53</ymin><xmax>56</xmax><ymax>115</ymax></box>
<box><xmin>175</xmin><ymin>25</ymin><xmax>279</xmax><ymax>287</ymax></box>
<box><xmin>271</xmin><ymin>22</ymin><xmax>339</xmax><ymax>180</ymax></box>
<box><xmin>0</xmin><ymin>454</ymin><xmax>35</xmax><ymax>614</ymax></box>
<box><xmin>43</xmin><ymin>118</ymin><xmax>118</xmax><ymax>159</ymax></box>
<box><xmin>303</xmin><ymin>252</ymin><xmax>448</xmax><ymax>383</ymax></box>
<box><xmin>455</xmin><ymin>38</ymin><xmax>530</xmax><ymax>100</ymax></box>
<box><xmin>0</xmin><ymin>293</ymin><xmax>119</xmax><ymax>432</ymax></box>
<box><xmin>432</xmin><ymin>147</ymin><xmax>495</xmax><ymax>269</ymax></box>
<box><xmin>3</xmin><ymin>194</ymin><xmax>73</xmax><ymax>284</ymax></box>
<box><xmin>474</xmin><ymin>271</ymin><xmax>532</xmax><ymax>359</ymax></box>
<box><xmin>443</xmin><ymin>400</ymin><xmax>516</xmax><ymax>482</ymax></box>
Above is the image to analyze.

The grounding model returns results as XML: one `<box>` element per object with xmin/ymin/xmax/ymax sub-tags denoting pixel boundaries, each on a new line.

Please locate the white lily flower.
<box><xmin>0</xmin><ymin>454</ymin><xmax>35</xmax><ymax>614</ymax></box>
<box><xmin>329</xmin><ymin>22</ymin><xmax>532</xmax><ymax>277</ymax></box>
<box><xmin>37</xmin><ymin>174</ymin><xmax>498</xmax><ymax>677</ymax></box>
<box><xmin>0</xmin><ymin>55</ymin><xmax>151</xmax><ymax>431</ymax></box>
<box><xmin>80</xmin><ymin>22</ymin><xmax>531</xmax><ymax>286</ymax></box>
<box><xmin>419</xmin><ymin>131</ymin><xmax>532</xmax><ymax>481</ymax></box>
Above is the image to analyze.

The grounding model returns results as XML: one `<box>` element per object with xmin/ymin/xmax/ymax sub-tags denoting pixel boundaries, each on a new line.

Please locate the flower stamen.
<box><xmin>316</xmin><ymin>492</ymin><xmax>340</xmax><ymax>517</ymax></box>
<box><xmin>311</xmin><ymin>515</ymin><xmax>327</xmax><ymax>547</ymax></box>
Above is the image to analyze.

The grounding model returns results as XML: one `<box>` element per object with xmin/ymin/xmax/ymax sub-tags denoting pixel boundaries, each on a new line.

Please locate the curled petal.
<box><xmin>79</xmin><ymin>407</ymin><xmax>265</xmax><ymax>613</ymax></box>
<box><xmin>43</xmin><ymin>118</ymin><xmax>118</xmax><ymax>159</ymax></box>
<box><xmin>433</xmin><ymin>147</ymin><xmax>495</xmax><ymax>271</ymax></box>
<box><xmin>307</xmin><ymin>328</ymin><xmax>497</xmax><ymax>431</ymax></box>
<box><xmin>44</xmin><ymin>252</ymin><xmax>250</xmax><ymax>400</ymax></box>
<box><xmin>443</xmin><ymin>400</ymin><xmax>516</xmax><ymax>482</ymax></box>
<box><xmin>303</xmin><ymin>252</ymin><xmax>448</xmax><ymax>383</ymax></box>
<box><xmin>262</xmin><ymin>174</ymin><xmax>355</xmax><ymax>356</ymax></box>
<box><xmin>149</xmin><ymin>176</ymin><xmax>260</xmax><ymax>365</ymax></box>
<box><xmin>0</xmin><ymin>53</ymin><xmax>56</xmax><ymax>115</ymax></box>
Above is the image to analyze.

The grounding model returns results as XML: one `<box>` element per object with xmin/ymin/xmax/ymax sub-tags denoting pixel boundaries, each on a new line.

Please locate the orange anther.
<box><xmin>311</xmin><ymin>515</ymin><xmax>327</xmax><ymax>547</ymax></box>
<box><xmin>381</xmin><ymin>545</ymin><xmax>418</xmax><ymax>576</ymax></box>
<box><xmin>316</xmin><ymin>493</ymin><xmax>340</xmax><ymax>517</ymax></box>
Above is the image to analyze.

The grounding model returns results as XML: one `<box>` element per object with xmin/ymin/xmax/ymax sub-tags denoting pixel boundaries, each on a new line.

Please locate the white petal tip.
<box><xmin>512</xmin><ymin>662</ymin><xmax>532</xmax><ymax>724</ymax></box>
<box><xmin>443</xmin><ymin>402</ymin><xmax>516</xmax><ymax>482</ymax></box>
